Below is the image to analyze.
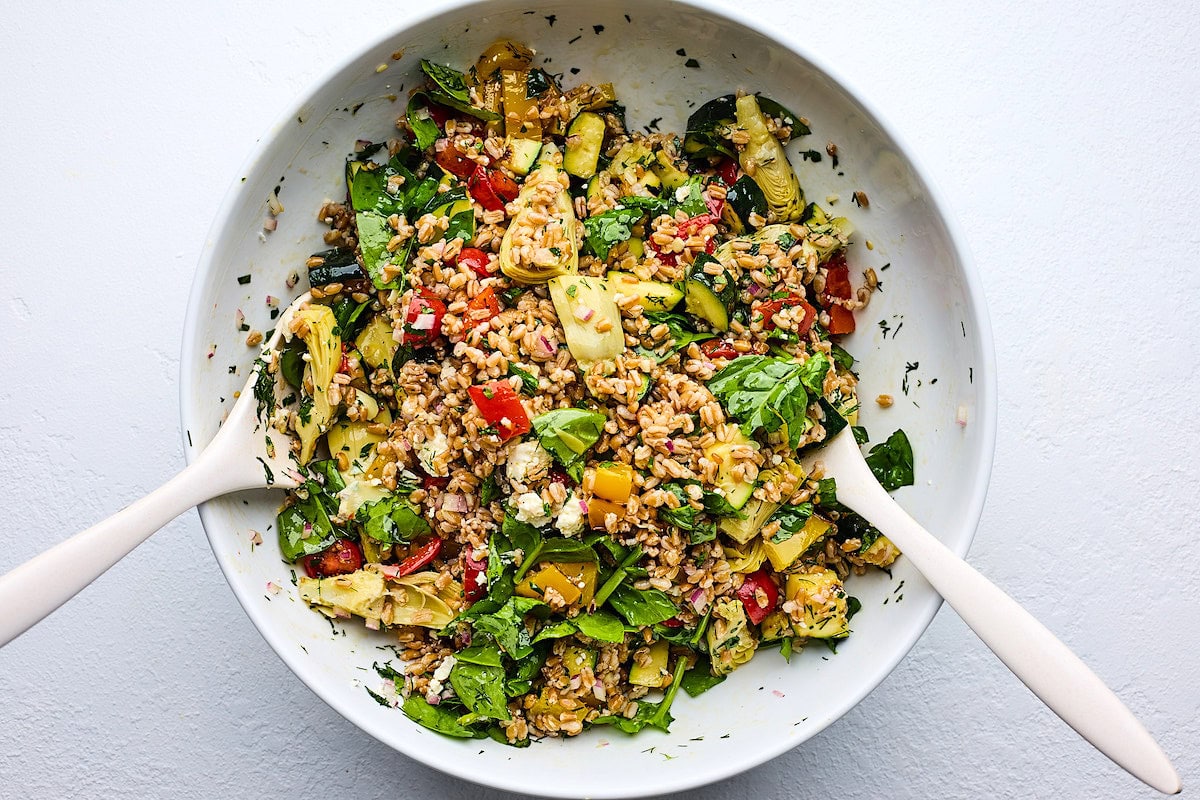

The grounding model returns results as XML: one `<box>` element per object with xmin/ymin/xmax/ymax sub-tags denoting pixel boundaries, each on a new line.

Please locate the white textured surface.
<box><xmin>0</xmin><ymin>1</ymin><xmax>1196</xmax><ymax>798</ymax></box>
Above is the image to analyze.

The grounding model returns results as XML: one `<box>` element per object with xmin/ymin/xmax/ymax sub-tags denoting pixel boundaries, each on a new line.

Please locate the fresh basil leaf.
<box><xmin>444</xmin><ymin>208</ymin><xmax>475</xmax><ymax>245</ymax></box>
<box><xmin>814</xmin><ymin>477</ymin><xmax>838</xmax><ymax>507</ymax></box>
<box><xmin>501</xmin><ymin>514</ymin><xmax>543</xmax><ymax>556</ymax></box>
<box><xmin>817</xmin><ymin>397</ymin><xmax>849</xmax><ymax>441</ymax></box>
<box><xmin>449</xmin><ymin>661</ymin><xmax>511</xmax><ymax>721</ymax></box>
<box><xmin>401</xmin><ymin>694</ymin><xmax>487</xmax><ymax>738</ymax></box>
<box><xmin>608</xmin><ymin>585</ymin><xmax>678</xmax><ymax>627</ymax></box>
<box><xmin>582</xmin><ymin>207</ymin><xmax>643</xmax><ymax>260</ymax></box>
<box><xmin>700</xmin><ymin>489</ymin><xmax>740</xmax><ymax>517</ymax></box>
<box><xmin>507</xmin><ymin>364</ymin><xmax>539</xmax><ymax>396</ymax></box>
<box><xmin>847</xmin><ymin>596</ymin><xmax>863</xmax><ymax>621</ymax></box>
<box><xmin>354</xmin><ymin>210</ymin><xmax>404</xmax><ymax>290</ymax></box>
<box><xmin>331</xmin><ymin>296</ymin><xmax>371</xmax><ymax>341</ymax></box>
<box><xmin>681</xmin><ymin>656</ymin><xmax>726</xmax><ymax>697</ymax></box>
<box><xmin>616</xmin><ymin>194</ymin><xmax>672</xmax><ymax>218</ymax></box>
<box><xmin>307</xmin><ymin>460</ymin><xmax>346</xmax><ymax>494</ymax></box>
<box><xmin>358</xmin><ymin>496</ymin><xmax>431</xmax><ymax>544</ymax></box>
<box><xmin>676</xmin><ymin>175</ymin><xmax>708</xmax><ymax>218</ymax></box>
<box><xmin>864</xmin><ymin>429</ymin><xmax>915</xmax><ymax>491</ymax></box>
<box><xmin>799</xmin><ymin>352</ymin><xmax>831</xmax><ymax>395</ymax></box>
<box><xmin>419</xmin><ymin>59</ymin><xmax>470</xmax><ymax>102</ymax></box>
<box><xmin>405</xmin><ymin>94</ymin><xmax>442</xmax><ymax>151</ymax></box>
<box><xmin>505</xmin><ymin>651</ymin><xmax>544</xmax><ymax>697</ymax></box>
<box><xmin>531</xmin><ymin>408</ymin><xmax>606</xmax><ymax>482</ymax></box>
<box><xmin>455</xmin><ymin>643</ymin><xmax>505</xmax><ymax>667</ymax></box>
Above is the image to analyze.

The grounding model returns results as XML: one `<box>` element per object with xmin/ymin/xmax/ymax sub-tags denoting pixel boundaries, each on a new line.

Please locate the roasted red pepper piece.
<box><xmin>716</xmin><ymin>157</ymin><xmax>739</xmax><ymax>186</ymax></box>
<box><xmin>822</xmin><ymin>252</ymin><xmax>856</xmax><ymax>334</ymax></box>
<box><xmin>457</xmin><ymin>246</ymin><xmax>492</xmax><ymax>277</ymax></box>
<box><xmin>467</xmin><ymin>380</ymin><xmax>531</xmax><ymax>440</ymax></box>
<box><xmin>300</xmin><ymin>539</ymin><xmax>364</xmax><ymax>578</ymax></box>
<box><xmin>434</xmin><ymin>145</ymin><xmax>477</xmax><ymax>179</ymax></box>
<box><xmin>699</xmin><ymin>339</ymin><xmax>740</xmax><ymax>359</ymax></box>
<box><xmin>402</xmin><ymin>288</ymin><xmax>446</xmax><ymax>347</ymax></box>
<box><xmin>462</xmin><ymin>548</ymin><xmax>488</xmax><ymax>604</ymax></box>
<box><xmin>392</xmin><ymin>537</ymin><xmax>443</xmax><ymax>576</ymax></box>
<box><xmin>487</xmin><ymin>170</ymin><xmax>521</xmax><ymax>202</ymax></box>
<box><xmin>756</xmin><ymin>292</ymin><xmax>817</xmax><ymax>337</ymax></box>
<box><xmin>735</xmin><ymin>569</ymin><xmax>780</xmax><ymax>625</ymax></box>
<box><xmin>468</xmin><ymin>165</ymin><xmax>505</xmax><ymax>212</ymax></box>
<box><xmin>465</xmin><ymin>286</ymin><xmax>501</xmax><ymax>326</ymax></box>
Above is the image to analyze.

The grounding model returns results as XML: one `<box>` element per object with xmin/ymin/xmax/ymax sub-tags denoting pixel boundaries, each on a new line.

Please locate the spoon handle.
<box><xmin>0</xmin><ymin>454</ymin><xmax>236</xmax><ymax>648</ymax></box>
<box><xmin>827</xmin><ymin>433</ymin><xmax>1181</xmax><ymax>794</ymax></box>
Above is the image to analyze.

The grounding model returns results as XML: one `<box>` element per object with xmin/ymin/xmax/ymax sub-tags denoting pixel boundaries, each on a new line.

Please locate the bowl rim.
<box><xmin>179</xmin><ymin>0</ymin><xmax>998</xmax><ymax>795</ymax></box>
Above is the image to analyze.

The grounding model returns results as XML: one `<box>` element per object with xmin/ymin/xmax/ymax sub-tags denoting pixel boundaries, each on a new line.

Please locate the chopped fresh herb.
<box><xmin>480</xmin><ymin>473</ymin><xmax>501</xmax><ymax>505</ymax></box>
<box><xmin>508</xmin><ymin>363</ymin><xmax>539</xmax><ymax>395</ymax></box>
<box><xmin>237</xmin><ymin>274</ymin><xmax>252</xmax><ymax>285</ymax></box>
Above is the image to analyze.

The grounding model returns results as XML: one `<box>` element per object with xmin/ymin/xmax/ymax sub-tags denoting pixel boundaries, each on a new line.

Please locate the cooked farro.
<box><xmin>260</xmin><ymin>42</ymin><xmax>914</xmax><ymax>746</ymax></box>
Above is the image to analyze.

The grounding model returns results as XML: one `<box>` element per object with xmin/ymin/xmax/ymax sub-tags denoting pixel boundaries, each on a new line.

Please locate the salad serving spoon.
<box><xmin>0</xmin><ymin>291</ymin><xmax>1180</xmax><ymax>793</ymax></box>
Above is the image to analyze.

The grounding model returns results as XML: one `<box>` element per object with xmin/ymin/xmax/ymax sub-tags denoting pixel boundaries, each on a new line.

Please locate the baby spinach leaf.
<box><xmin>405</xmin><ymin>94</ymin><xmax>442</xmax><ymax>152</ymax></box>
<box><xmin>767</xmin><ymin>502</ymin><xmax>814</xmax><ymax>544</ymax></box>
<box><xmin>419</xmin><ymin>59</ymin><xmax>470</xmax><ymax>102</ymax></box>
<box><xmin>531</xmin><ymin>408</ymin><xmax>606</xmax><ymax>482</ymax></box>
<box><xmin>643</xmin><ymin>311</ymin><xmax>716</xmax><ymax>360</ymax></box>
<box><xmin>708</xmin><ymin>355</ymin><xmax>814</xmax><ymax>450</ymax></box>
<box><xmin>681</xmin><ymin>657</ymin><xmax>726</xmax><ymax>697</ymax></box>
<box><xmin>276</xmin><ymin>482</ymin><xmax>338</xmax><ymax>561</ymax></box>
<box><xmin>471</xmin><ymin>596</ymin><xmax>546</xmax><ymax>660</ymax></box>
<box><xmin>401</xmin><ymin>694</ymin><xmax>487</xmax><ymax>738</ymax></box>
<box><xmin>479</xmin><ymin>473</ymin><xmax>501</xmax><ymax>506</ymax></box>
<box><xmin>449</xmin><ymin>661</ymin><xmax>511</xmax><ymax>721</ymax></box>
<box><xmin>358</xmin><ymin>496</ymin><xmax>430</xmax><ymax>545</ymax></box>
<box><xmin>572</xmin><ymin>610</ymin><xmax>626</xmax><ymax>643</ymax></box>
<box><xmin>864</xmin><ymin>429</ymin><xmax>915</xmax><ymax>491</ymax></box>
<box><xmin>608</xmin><ymin>585</ymin><xmax>678</xmax><ymax>627</ymax></box>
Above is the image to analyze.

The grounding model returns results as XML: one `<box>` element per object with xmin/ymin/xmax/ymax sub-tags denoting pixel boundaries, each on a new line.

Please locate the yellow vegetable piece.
<box><xmin>354</xmin><ymin>316</ymin><xmax>397</xmax><ymax>370</ymax></box>
<box><xmin>592</xmin><ymin>463</ymin><xmax>634</xmax><ymax>503</ymax></box>
<box><xmin>547</xmin><ymin>274</ymin><xmax>623</xmax><ymax>367</ymax></box>
<box><xmin>707</xmin><ymin>597</ymin><xmax>757</xmax><ymax>676</ymax></box>
<box><xmin>763</xmin><ymin>514</ymin><xmax>832</xmax><ymax>572</ymax></box>
<box><xmin>588</xmin><ymin>498</ymin><xmax>624</xmax><ymax>529</ymax></box>
<box><xmin>562</xmin><ymin>645</ymin><xmax>597</xmax><ymax>677</ymax></box>
<box><xmin>860</xmin><ymin>534</ymin><xmax>901</xmax><ymax>568</ymax></box>
<box><xmin>293</xmin><ymin>305</ymin><xmax>341</xmax><ymax>464</ymax></box>
<box><xmin>629</xmin><ymin>640</ymin><xmax>671</xmax><ymax>688</ymax></box>
<box><xmin>502</xmin><ymin>69</ymin><xmax>541</xmax><ymax>139</ymax></box>
<box><xmin>786</xmin><ymin>569</ymin><xmax>849</xmax><ymax>639</ymax></box>
<box><xmin>555</xmin><ymin>561</ymin><xmax>598</xmax><ymax>607</ymax></box>
<box><xmin>516</xmin><ymin>563</ymin><xmax>582</xmax><ymax>605</ymax></box>
<box><xmin>474</xmin><ymin>40</ymin><xmax>534</xmax><ymax>80</ymax></box>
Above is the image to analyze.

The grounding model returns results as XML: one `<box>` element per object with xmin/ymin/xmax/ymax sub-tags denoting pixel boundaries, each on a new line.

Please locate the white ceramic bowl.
<box><xmin>180</xmin><ymin>1</ymin><xmax>996</xmax><ymax>796</ymax></box>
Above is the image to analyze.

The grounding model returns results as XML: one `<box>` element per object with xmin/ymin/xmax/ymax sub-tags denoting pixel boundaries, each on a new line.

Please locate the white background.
<box><xmin>1</xmin><ymin>1</ymin><xmax>1197</xmax><ymax>798</ymax></box>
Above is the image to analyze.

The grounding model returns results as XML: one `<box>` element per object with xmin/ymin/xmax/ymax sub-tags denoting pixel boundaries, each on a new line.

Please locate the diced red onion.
<box><xmin>690</xmin><ymin>587</ymin><xmax>709</xmax><ymax>613</ymax></box>
<box><xmin>956</xmin><ymin>405</ymin><xmax>969</xmax><ymax>427</ymax></box>
<box><xmin>411</xmin><ymin>313</ymin><xmax>437</xmax><ymax>331</ymax></box>
<box><xmin>434</xmin><ymin>138</ymin><xmax>448</xmax><ymax>152</ymax></box>
<box><xmin>574</xmin><ymin>305</ymin><xmax>595</xmax><ymax>322</ymax></box>
<box><xmin>364</xmin><ymin>617</ymin><xmax>380</xmax><ymax>631</ymax></box>
<box><xmin>460</xmin><ymin>628</ymin><xmax>473</xmax><ymax>647</ymax></box>
<box><xmin>427</xmin><ymin>694</ymin><xmax>441</xmax><ymax>705</ymax></box>
<box><xmin>539</xmin><ymin>335</ymin><xmax>555</xmax><ymax>356</ymax></box>
<box><xmin>443</xmin><ymin>494</ymin><xmax>469</xmax><ymax>513</ymax></box>
<box><xmin>262</xmin><ymin>217</ymin><xmax>278</xmax><ymax>231</ymax></box>
<box><xmin>747</xmin><ymin>283</ymin><xmax>762</xmax><ymax>296</ymax></box>
<box><xmin>579</xmin><ymin>499</ymin><xmax>589</xmax><ymax>513</ymax></box>
<box><xmin>665</xmin><ymin>440</ymin><xmax>675</xmax><ymax>453</ymax></box>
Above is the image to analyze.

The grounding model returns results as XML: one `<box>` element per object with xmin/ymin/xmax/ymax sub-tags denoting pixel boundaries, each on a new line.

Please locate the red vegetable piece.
<box><xmin>467</xmin><ymin>381</ymin><xmax>531</xmax><ymax>440</ymax></box>
<box><xmin>756</xmin><ymin>291</ymin><xmax>815</xmax><ymax>334</ymax></box>
<box><xmin>462</xmin><ymin>549</ymin><xmax>488</xmax><ymax>604</ymax></box>
<box><xmin>826</xmin><ymin>304</ymin><xmax>856</xmax><ymax>335</ymax></box>
<box><xmin>487</xmin><ymin>170</ymin><xmax>521</xmax><ymax>202</ymax></box>
<box><xmin>465</xmin><ymin>286</ymin><xmax>501</xmax><ymax>326</ymax></box>
<box><xmin>679</xmin><ymin>213</ymin><xmax>718</xmax><ymax>236</ymax></box>
<box><xmin>393</xmin><ymin>537</ymin><xmax>443</xmax><ymax>576</ymax></box>
<box><xmin>422</xmin><ymin>473</ymin><xmax>450</xmax><ymax>490</ymax></box>
<box><xmin>716</xmin><ymin>157</ymin><xmax>739</xmax><ymax>186</ymax></box>
<box><xmin>427</xmin><ymin>102</ymin><xmax>455</xmax><ymax>131</ymax></box>
<box><xmin>468</xmin><ymin>165</ymin><xmax>505</xmax><ymax>212</ymax></box>
<box><xmin>403</xmin><ymin>288</ymin><xmax>446</xmax><ymax>347</ymax></box>
<box><xmin>300</xmin><ymin>539</ymin><xmax>363</xmax><ymax>578</ymax></box>
<box><xmin>435</xmin><ymin>145</ymin><xmax>477</xmax><ymax>180</ymax></box>
<box><xmin>735</xmin><ymin>569</ymin><xmax>780</xmax><ymax>625</ymax></box>
<box><xmin>660</xmin><ymin>616</ymin><xmax>684</xmax><ymax>629</ymax></box>
<box><xmin>699</xmin><ymin>339</ymin><xmax>740</xmax><ymax>360</ymax></box>
<box><xmin>457</xmin><ymin>246</ymin><xmax>492</xmax><ymax>278</ymax></box>
<box><xmin>704</xmin><ymin>190</ymin><xmax>725</xmax><ymax>218</ymax></box>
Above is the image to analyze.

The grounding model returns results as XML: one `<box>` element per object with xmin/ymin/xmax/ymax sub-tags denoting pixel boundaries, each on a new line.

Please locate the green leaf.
<box><xmin>573</xmin><ymin>610</ymin><xmax>627</xmax><ymax>643</ymax></box>
<box><xmin>582</xmin><ymin>207</ymin><xmax>643</xmax><ymax>259</ymax></box>
<box><xmin>676</xmin><ymin>175</ymin><xmax>709</xmax><ymax>217</ymax></box>
<box><xmin>354</xmin><ymin>210</ymin><xmax>404</xmax><ymax>290</ymax></box>
<box><xmin>480</xmin><ymin>473</ymin><xmax>501</xmax><ymax>506</ymax></box>
<box><xmin>358</xmin><ymin>496</ymin><xmax>431</xmax><ymax>544</ymax></box>
<box><xmin>307</xmin><ymin>459</ymin><xmax>346</xmax><ymax>494</ymax></box>
<box><xmin>798</xmin><ymin>352</ymin><xmax>831</xmax><ymax>395</ymax></box>
<box><xmin>852</xmin><ymin>424</ymin><xmax>870</xmax><ymax>445</ymax></box>
<box><xmin>536</xmin><ymin>537</ymin><xmax>599</xmax><ymax>565</ymax></box>
<box><xmin>768</xmin><ymin>503</ymin><xmax>813</xmax><ymax>544</ymax></box>
<box><xmin>681</xmin><ymin>657</ymin><xmax>726</xmax><ymax>697</ymax></box>
<box><xmin>829</xmin><ymin>341</ymin><xmax>855</xmax><ymax>371</ymax></box>
<box><xmin>708</xmin><ymin>355</ymin><xmax>813</xmax><ymax>450</ymax></box>
<box><xmin>401</xmin><ymin>694</ymin><xmax>487</xmax><ymax>738</ymax></box>
<box><xmin>608</xmin><ymin>585</ymin><xmax>678</xmax><ymax>627</ymax></box>
<box><xmin>471</xmin><ymin>596</ymin><xmax>546</xmax><ymax>660</ymax></box>
<box><xmin>444</xmin><ymin>208</ymin><xmax>475</xmax><ymax>245</ymax></box>
<box><xmin>642</xmin><ymin>311</ymin><xmax>716</xmax><ymax>361</ymax></box>
<box><xmin>531</xmin><ymin>408</ymin><xmax>606</xmax><ymax>482</ymax></box>
<box><xmin>593</xmin><ymin>658</ymin><xmax>686</xmax><ymax>733</ymax></box>
<box><xmin>814</xmin><ymin>477</ymin><xmax>838</xmax><ymax>507</ymax></box>
<box><xmin>508</xmin><ymin>364</ymin><xmax>539</xmax><ymax>396</ymax></box>
<box><xmin>616</xmin><ymin>194</ymin><xmax>672</xmax><ymax>218</ymax></box>
<box><xmin>276</xmin><ymin>481</ymin><xmax>337</xmax><ymax>560</ymax></box>
<box><xmin>419</xmin><ymin>59</ymin><xmax>470</xmax><ymax>102</ymax></box>
<box><xmin>406</xmin><ymin>94</ymin><xmax>442</xmax><ymax>151</ymax></box>
<box><xmin>449</xmin><ymin>661</ymin><xmax>511</xmax><ymax>721</ymax></box>
<box><xmin>455</xmin><ymin>643</ymin><xmax>504</xmax><ymax>667</ymax></box>
<box><xmin>592</xmin><ymin>545</ymin><xmax>643</xmax><ymax>609</ymax></box>
<box><xmin>531</xmin><ymin>619</ymin><xmax>578</xmax><ymax>643</ymax></box>
<box><xmin>864</xmin><ymin>429</ymin><xmax>915</xmax><ymax>491</ymax></box>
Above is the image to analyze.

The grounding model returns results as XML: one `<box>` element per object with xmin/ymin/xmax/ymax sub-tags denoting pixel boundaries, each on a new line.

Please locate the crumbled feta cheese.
<box><xmin>514</xmin><ymin>491</ymin><xmax>552</xmax><ymax>526</ymax></box>
<box><xmin>425</xmin><ymin>655</ymin><xmax>457</xmax><ymax>702</ymax></box>
<box><xmin>555</xmin><ymin>492</ymin><xmax>585</xmax><ymax>537</ymax></box>
<box><xmin>418</xmin><ymin>430</ymin><xmax>449</xmax><ymax>477</ymax></box>
<box><xmin>506</xmin><ymin>440</ymin><xmax>552</xmax><ymax>491</ymax></box>
<box><xmin>674</xmin><ymin>184</ymin><xmax>690</xmax><ymax>202</ymax></box>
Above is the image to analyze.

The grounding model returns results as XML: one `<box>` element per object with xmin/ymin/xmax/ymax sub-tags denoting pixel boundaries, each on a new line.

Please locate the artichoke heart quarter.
<box><xmin>498</xmin><ymin>160</ymin><xmax>580</xmax><ymax>284</ymax></box>
<box><xmin>735</xmin><ymin>94</ymin><xmax>805</xmax><ymax>222</ymax></box>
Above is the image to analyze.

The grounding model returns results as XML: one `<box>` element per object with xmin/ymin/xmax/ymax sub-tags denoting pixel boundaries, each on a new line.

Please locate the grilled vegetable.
<box><xmin>564</xmin><ymin>112</ymin><xmax>606</xmax><ymax>178</ymax></box>
<box><xmin>547</xmin><ymin>274</ymin><xmax>623</xmax><ymax>368</ymax></box>
<box><xmin>721</xmin><ymin>175</ymin><xmax>768</xmax><ymax>234</ymax></box>
<box><xmin>683</xmin><ymin>253</ymin><xmax>736</xmax><ymax>331</ymax></box>
<box><xmin>786</xmin><ymin>569</ymin><xmax>849</xmax><ymax>639</ymax></box>
<box><xmin>707</xmin><ymin>597</ymin><xmax>757</xmax><ymax>675</ymax></box>
<box><xmin>606</xmin><ymin>271</ymin><xmax>683</xmax><ymax>312</ymax></box>
<box><xmin>292</xmin><ymin>305</ymin><xmax>341</xmax><ymax>464</ymax></box>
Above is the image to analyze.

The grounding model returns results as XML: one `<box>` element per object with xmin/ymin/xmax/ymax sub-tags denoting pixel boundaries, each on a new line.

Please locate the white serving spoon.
<box><xmin>815</xmin><ymin>428</ymin><xmax>1181</xmax><ymax>794</ymax></box>
<box><xmin>0</xmin><ymin>296</ymin><xmax>1180</xmax><ymax>794</ymax></box>
<box><xmin>0</xmin><ymin>294</ymin><xmax>310</xmax><ymax>647</ymax></box>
